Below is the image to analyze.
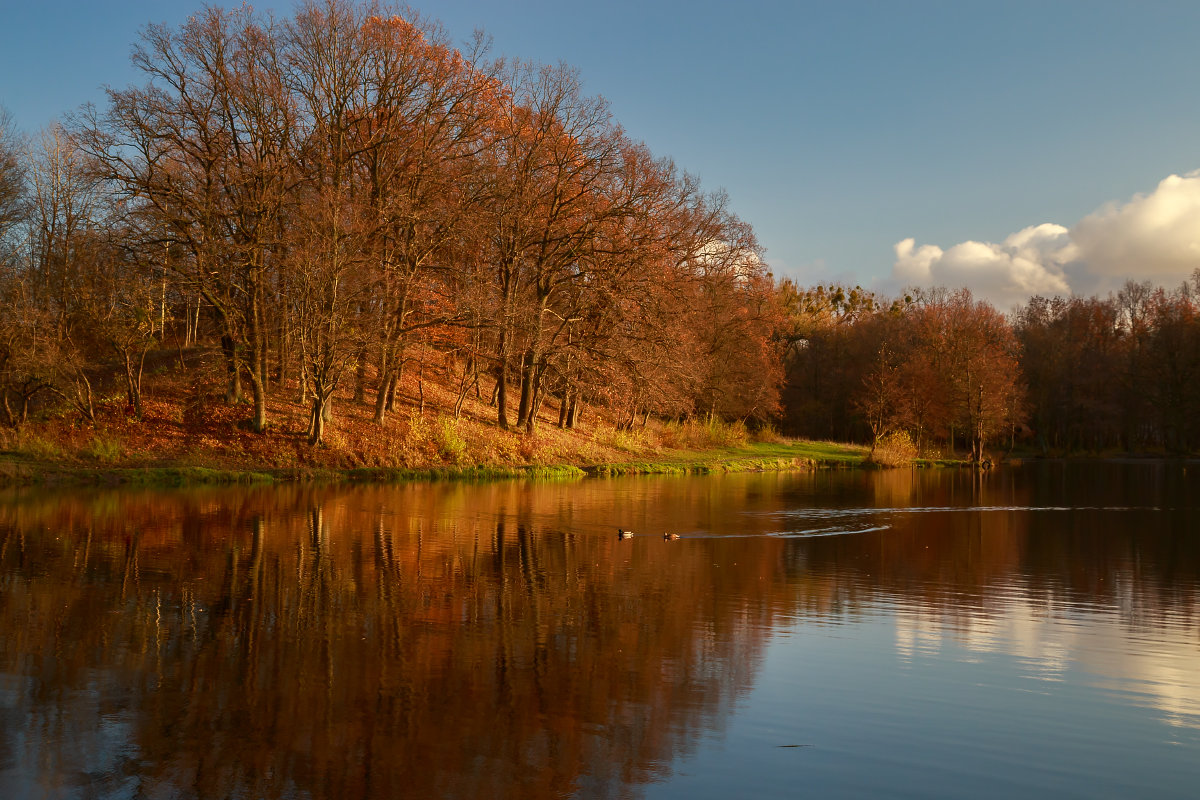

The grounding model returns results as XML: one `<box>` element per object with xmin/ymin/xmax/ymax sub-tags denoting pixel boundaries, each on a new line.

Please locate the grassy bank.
<box><xmin>585</xmin><ymin>440</ymin><xmax>865</xmax><ymax>476</ymax></box>
<box><xmin>0</xmin><ymin>439</ymin><xmax>868</xmax><ymax>489</ymax></box>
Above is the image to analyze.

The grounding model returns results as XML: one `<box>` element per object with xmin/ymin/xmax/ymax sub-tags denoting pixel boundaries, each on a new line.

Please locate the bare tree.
<box><xmin>80</xmin><ymin>6</ymin><xmax>295</xmax><ymax>431</ymax></box>
<box><xmin>0</xmin><ymin>107</ymin><xmax>24</xmax><ymax>247</ymax></box>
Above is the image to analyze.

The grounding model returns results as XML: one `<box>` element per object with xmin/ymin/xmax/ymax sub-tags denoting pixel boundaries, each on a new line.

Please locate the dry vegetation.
<box><xmin>0</xmin><ymin>345</ymin><xmax>839</xmax><ymax>483</ymax></box>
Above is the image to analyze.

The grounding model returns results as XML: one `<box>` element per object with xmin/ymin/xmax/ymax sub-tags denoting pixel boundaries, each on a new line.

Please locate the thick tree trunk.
<box><xmin>517</xmin><ymin>298</ymin><xmax>548</xmax><ymax>431</ymax></box>
<box><xmin>373</xmin><ymin>343</ymin><xmax>403</xmax><ymax>422</ymax></box>
<box><xmin>567</xmin><ymin>393</ymin><xmax>581</xmax><ymax>429</ymax></box>
<box><xmin>385</xmin><ymin>372</ymin><xmax>398</xmax><ymax>411</ymax></box>
<box><xmin>247</xmin><ymin>369</ymin><xmax>267</xmax><ymax>433</ymax></box>
<box><xmin>308</xmin><ymin>396</ymin><xmax>326</xmax><ymax>445</ymax></box>
<box><xmin>517</xmin><ymin>349</ymin><xmax>535</xmax><ymax>428</ymax></box>
<box><xmin>373</xmin><ymin>367</ymin><xmax>391</xmax><ymax>423</ymax></box>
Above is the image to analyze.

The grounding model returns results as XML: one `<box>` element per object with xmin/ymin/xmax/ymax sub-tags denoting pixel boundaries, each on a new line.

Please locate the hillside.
<box><xmin>0</xmin><ymin>347</ymin><xmax>864</xmax><ymax>487</ymax></box>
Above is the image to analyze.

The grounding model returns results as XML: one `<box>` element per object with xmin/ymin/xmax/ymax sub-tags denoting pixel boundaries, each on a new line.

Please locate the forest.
<box><xmin>782</xmin><ymin>276</ymin><xmax>1200</xmax><ymax>458</ymax></box>
<box><xmin>2</xmin><ymin>0</ymin><xmax>1199</xmax><ymax>465</ymax></box>
<box><xmin>0</xmin><ymin>1</ymin><xmax>781</xmax><ymax>451</ymax></box>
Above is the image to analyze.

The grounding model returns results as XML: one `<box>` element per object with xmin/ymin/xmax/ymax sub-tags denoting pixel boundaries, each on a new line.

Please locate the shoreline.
<box><xmin>0</xmin><ymin>441</ymin><xmax>870</xmax><ymax>490</ymax></box>
<box><xmin>9</xmin><ymin>445</ymin><xmax>1191</xmax><ymax>491</ymax></box>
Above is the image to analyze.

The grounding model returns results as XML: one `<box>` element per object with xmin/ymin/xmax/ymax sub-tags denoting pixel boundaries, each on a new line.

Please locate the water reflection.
<box><xmin>0</xmin><ymin>482</ymin><xmax>786</xmax><ymax>799</ymax></box>
<box><xmin>0</xmin><ymin>463</ymin><xmax>1197</xmax><ymax>798</ymax></box>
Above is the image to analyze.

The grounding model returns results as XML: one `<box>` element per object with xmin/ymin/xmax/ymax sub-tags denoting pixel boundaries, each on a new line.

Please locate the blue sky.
<box><xmin>3</xmin><ymin>1</ymin><xmax>1200</xmax><ymax>306</ymax></box>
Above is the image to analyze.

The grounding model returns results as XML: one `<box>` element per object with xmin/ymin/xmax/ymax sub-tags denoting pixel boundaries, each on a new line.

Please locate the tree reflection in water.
<box><xmin>0</xmin><ymin>481</ymin><xmax>786</xmax><ymax>799</ymax></box>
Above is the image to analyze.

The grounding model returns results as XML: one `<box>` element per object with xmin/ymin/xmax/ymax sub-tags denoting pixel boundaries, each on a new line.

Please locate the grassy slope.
<box><xmin>0</xmin><ymin>347</ymin><xmax>868</xmax><ymax>487</ymax></box>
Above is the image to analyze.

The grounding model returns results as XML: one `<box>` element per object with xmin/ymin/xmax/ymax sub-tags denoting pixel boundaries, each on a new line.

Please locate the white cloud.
<box><xmin>1072</xmin><ymin>172</ymin><xmax>1200</xmax><ymax>279</ymax></box>
<box><xmin>893</xmin><ymin>223</ymin><xmax>1072</xmax><ymax>309</ymax></box>
<box><xmin>891</xmin><ymin>171</ymin><xmax>1200</xmax><ymax>307</ymax></box>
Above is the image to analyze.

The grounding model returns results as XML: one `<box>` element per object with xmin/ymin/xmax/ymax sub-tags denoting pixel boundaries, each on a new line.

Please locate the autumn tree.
<box><xmin>21</xmin><ymin>125</ymin><xmax>117</xmax><ymax>422</ymax></box>
<box><xmin>282</xmin><ymin>0</ymin><xmax>377</xmax><ymax>443</ymax></box>
<box><xmin>0</xmin><ymin>279</ymin><xmax>57</xmax><ymax>428</ymax></box>
<box><xmin>351</xmin><ymin>11</ymin><xmax>497</xmax><ymax>425</ymax></box>
<box><xmin>687</xmin><ymin>220</ymin><xmax>783</xmax><ymax>422</ymax></box>
<box><xmin>559</xmin><ymin>148</ymin><xmax>708</xmax><ymax>429</ymax></box>
<box><xmin>852</xmin><ymin>312</ymin><xmax>910</xmax><ymax>453</ymax></box>
<box><xmin>1015</xmin><ymin>295</ymin><xmax>1125</xmax><ymax>452</ymax></box>
<box><xmin>0</xmin><ymin>109</ymin><xmax>50</xmax><ymax>426</ymax></box>
<box><xmin>0</xmin><ymin>107</ymin><xmax>23</xmax><ymax>249</ymax></box>
<box><xmin>909</xmin><ymin>289</ymin><xmax>1024</xmax><ymax>461</ymax></box>
<box><xmin>779</xmin><ymin>281</ymin><xmax>886</xmax><ymax>439</ymax></box>
<box><xmin>475</xmin><ymin>61</ymin><xmax>628</xmax><ymax>432</ymax></box>
<box><xmin>1139</xmin><ymin>278</ymin><xmax>1200</xmax><ymax>452</ymax></box>
<box><xmin>81</xmin><ymin>6</ymin><xmax>296</xmax><ymax>431</ymax></box>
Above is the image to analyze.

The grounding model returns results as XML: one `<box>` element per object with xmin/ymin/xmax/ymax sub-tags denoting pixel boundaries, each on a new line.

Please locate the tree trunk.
<box><xmin>453</xmin><ymin>361</ymin><xmax>477</xmax><ymax>420</ymax></box>
<box><xmin>373</xmin><ymin>338</ymin><xmax>393</xmax><ymax>424</ymax></box>
<box><xmin>385</xmin><ymin>370</ymin><xmax>399</xmax><ymax>411</ymax></box>
<box><xmin>497</xmin><ymin>353</ymin><xmax>510</xmax><ymax>429</ymax></box>
<box><xmin>121</xmin><ymin>348</ymin><xmax>145</xmax><ymax>421</ymax></box>
<box><xmin>531</xmin><ymin>382</ymin><xmax>546</xmax><ymax>431</ymax></box>
<box><xmin>247</xmin><ymin>369</ymin><xmax>267</xmax><ymax>433</ymax></box>
<box><xmin>221</xmin><ymin>334</ymin><xmax>243</xmax><ymax>404</ymax></box>
<box><xmin>517</xmin><ymin>348</ymin><xmax>535</xmax><ymax>427</ymax></box>
<box><xmin>308</xmin><ymin>396</ymin><xmax>326</xmax><ymax>445</ymax></box>
<box><xmin>353</xmin><ymin>344</ymin><xmax>367</xmax><ymax>404</ymax></box>
<box><xmin>373</xmin><ymin>367</ymin><xmax>391</xmax><ymax>424</ymax></box>
<box><xmin>385</xmin><ymin>343</ymin><xmax>405</xmax><ymax>413</ymax></box>
<box><xmin>567</xmin><ymin>393</ymin><xmax>581</xmax><ymax>429</ymax></box>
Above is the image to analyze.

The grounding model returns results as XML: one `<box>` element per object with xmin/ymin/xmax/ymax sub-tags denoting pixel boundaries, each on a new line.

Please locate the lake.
<box><xmin>1</xmin><ymin>462</ymin><xmax>1197</xmax><ymax>798</ymax></box>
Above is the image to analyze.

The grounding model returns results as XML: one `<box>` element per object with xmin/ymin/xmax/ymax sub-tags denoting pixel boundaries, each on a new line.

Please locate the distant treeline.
<box><xmin>780</xmin><ymin>275</ymin><xmax>1200</xmax><ymax>456</ymax></box>
<box><xmin>0</xmin><ymin>0</ymin><xmax>781</xmax><ymax>445</ymax></box>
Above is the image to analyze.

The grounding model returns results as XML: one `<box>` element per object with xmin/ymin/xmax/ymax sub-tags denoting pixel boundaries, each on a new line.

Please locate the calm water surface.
<box><xmin>1</xmin><ymin>462</ymin><xmax>1197</xmax><ymax>798</ymax></box>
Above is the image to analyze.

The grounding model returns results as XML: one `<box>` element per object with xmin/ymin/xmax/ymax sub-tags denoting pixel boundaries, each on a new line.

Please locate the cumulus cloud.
<box><xmin>891</xmin><ymin>170</ymin><xmax>1200</xmax><ymax>308</ymax></box>
<box><xmin>893</xmin><ymin>223</ymin><xmax>1073</xmax><ymax>309</ymax></box>
<box><xmin>1072</xmin><ymin>172</ymin><xmax>1200</xmax><ymax>279</ymax></box>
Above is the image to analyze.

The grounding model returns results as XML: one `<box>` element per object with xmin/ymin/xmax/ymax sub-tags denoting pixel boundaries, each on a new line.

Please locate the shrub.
<box><xmin>9</xmin><ymin>431</ymin><xmax>67</xmax><ymax>461</ymax></box>
<box><xmin>517</xmin><ymin>433</ymin><xmax>538</xmax><ymax>461</ymax></box>
<box><xmin>661</xmin><ymin>417</ymin><xmax>748</xmax><ymax>450</ymax></box>
<box><xmin>388</xmin><ymin>411</ymin><xmax>434</xmax><ymax>466</ymax></box>
<box><xmin>436</xmin><ymin>416</ymin><xmax>468</xmax><ymax>465</ymax></box>
<box><xmin>594</xmin><ymin>425</ymin><xmax>651</xmax><ymax>453</ymax></box>
<box><xmin>82</xmin><ymin>434</ymin><xmax>125</xmax><ymax>463</ymax></box>
<box><xmin>869</xmin><ymin>430</ymin><xmax>918</xmax><ymax>467</ymax></box>
<box><xmin>752</xmin><ymin>422</ymin><xmax>786</xmax><ymax>444</ymax></box>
